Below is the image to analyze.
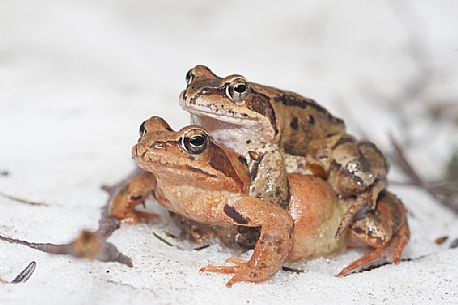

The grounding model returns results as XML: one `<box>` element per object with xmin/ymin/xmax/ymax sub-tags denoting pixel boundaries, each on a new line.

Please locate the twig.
<box><xmin>282</xmin><ymin>266</ymin><xmax>304</xmax><ymax>273</ymax></box>
<box><xmin>389</xmin><ymin>135</ymin><xmax>458</xmax><ymax>212</ymax></box>
<box><xmin>0</xmin><ymin>191</ymin><xmax>48</xmax><ymax>206</ymax></box>
<box><xmin>153</xmin><ymin>232</ymin><xmax>174</xmax><ymax>247</ymax></box>
<box><xmin>0</xmin><ymin>231</ymin><xmax>132</xmax><ymax>267</ymax></box>
<box><xmin>389</xmin><ymin>135</ymin><xmax>426</xmax><ymax>189</ymax></box>
<box><xmin>193</xmin><ymin>244</ymin><xmax>210</xmax><ymax>251</ymax></box>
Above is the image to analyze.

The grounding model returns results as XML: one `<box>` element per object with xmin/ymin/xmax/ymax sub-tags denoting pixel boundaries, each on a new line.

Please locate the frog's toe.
<box><xmin>200</xmin><ymin>265</ymin><xmax>238</xmax><ymax>275</ymax></box>
<box><xmin>200</xmin><ymin>257</ymin><xmax>246</xmax><ymax>275</ymax></box>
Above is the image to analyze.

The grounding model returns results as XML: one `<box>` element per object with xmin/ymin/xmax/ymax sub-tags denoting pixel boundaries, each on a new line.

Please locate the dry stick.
<box><xmin>0</xmin><ymin>191</ymin><xmax>48</xmax><ymax>206</ymax></box>
<box><xmin>0</xmin><ymin>169</ymin><xmax>144</xmax><ymax>268</ymax></box>
<box><xmin>389</xmin><ymin>135</ymin><xmax>458</xmax><ymax>212</ymax></box>
<box><xmin>0</xmin><ymin>231</ymin><xmax>132</xmax><ymax>267</ymax></box>
<box><xmin>281</xmin><ymin>266</ymin><xmax>304</xmax><ymax>273</ymax></box>
<box><xmin>389</xmin><ymin>135</ymin><xmax>427</xmax><ymax>189</ymax></box>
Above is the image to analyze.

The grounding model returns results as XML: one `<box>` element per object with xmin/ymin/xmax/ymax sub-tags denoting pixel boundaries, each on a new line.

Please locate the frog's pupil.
<box><xmin>190</xmin><ymin>135</ymin><xmax>205</xmax><ymax>147</ymax></box>
<box><xmin>234</xmin><ymin>84</ymin><xmax>247</xmax><ymax>93</ymax></box>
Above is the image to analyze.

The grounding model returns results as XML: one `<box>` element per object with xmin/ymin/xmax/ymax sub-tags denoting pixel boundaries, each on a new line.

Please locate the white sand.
<box><xmin>1</xmin><ymin>1</ymin><xmax>457</xmax><ymax>304</ymax></box>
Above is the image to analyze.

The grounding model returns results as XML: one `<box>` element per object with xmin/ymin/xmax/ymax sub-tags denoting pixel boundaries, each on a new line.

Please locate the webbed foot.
<box><xmin>201</xmin><ymin>257</ymin><xmax>263</xmax><ymax>288</ymax></box>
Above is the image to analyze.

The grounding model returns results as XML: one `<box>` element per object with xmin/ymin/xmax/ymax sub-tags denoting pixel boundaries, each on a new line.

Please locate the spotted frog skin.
<box><xmin>110</xmin><ymin>116</ymin><xmax>409</xmax><ymax>287</ymax></box>
<box><xmin>180</xmin><ymin>65</ymin><xmax>388</xmax><ymax>236</ymax></box>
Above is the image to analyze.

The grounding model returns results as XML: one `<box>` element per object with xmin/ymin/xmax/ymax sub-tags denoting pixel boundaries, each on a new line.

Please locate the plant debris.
<box><xmin>0</xmin><ymin>170</ymin><xmax>10</xmax><ymax>177</ymax></box>
<box><xmin>389</xmin><ymin>136</ymin><xmax>458</xmax><ymax>213</ymax></box>
<box><xmin>193</xmin><ymin>244</ymin><xmax>210</xmax><ymax>251</ymax></box>
<box><xmin>450</xmin><ymin>238</ymin><xmax>458</xmax><ymax>249</ymax></box>
<box><xmin>10</xmin><ymin>261</ymin><xmax>36</xmax><ymax>284</ymax></box>
<box><xmin>434</xmin><ymin>236</ymin><xmax>449</xmax><ymax>245</ymax></box>
<box><xmin>0</xmin><ymin>191</ymin><xmax>48</xmax><ymax>206</ymax></box>
<box><xmin>1</xmin><ymin>261</ymin><xmax>36</xmax><ymax>284</ymax></box>
<box><xmin>165</xmin><ymin>232</ymin><xmax>176</xmax><ymax>238</ymax></box>
<box><xmin>0</xmin><ymin>231</ymin><xmax>132</xmax><ymax>267</ymax></box>
<box><xmin>153</xmin><ymin>232</ymin><xmax>174</xmax><ymax>247</ymax></box>
<box><xmin>281</xmin><ymin>266</ymin><xmax>304</xmax><ymax>273</ymax></box>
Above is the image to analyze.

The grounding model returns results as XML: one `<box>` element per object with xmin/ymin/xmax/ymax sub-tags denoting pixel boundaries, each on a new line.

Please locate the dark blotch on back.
<box><xmin>274</xmin><ymin>94</ymin><xmax>344</xmax><ymax>124</ymax></box>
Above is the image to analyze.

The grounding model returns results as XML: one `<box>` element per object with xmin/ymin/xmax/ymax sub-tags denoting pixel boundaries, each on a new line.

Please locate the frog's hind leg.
<box><xmin>337</xmin><ymin>192</ymin><xmax>410</xmax><ymax>277</ymax></box>
<box><xmin>327</xmin><ymin>138</ymin><xmax>388</xmax><ymax>238</ymax></box>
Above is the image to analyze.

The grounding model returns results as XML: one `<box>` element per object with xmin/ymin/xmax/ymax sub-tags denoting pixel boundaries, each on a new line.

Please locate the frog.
<box><xmin>110</xmin><ymin>116</ymin><xmax>409</xmax><ymax>287</ymax></box>
<box><xmin>180</xmin><ymin>65</ymin><xmax>388</xmax><ymax>237</ymax></box>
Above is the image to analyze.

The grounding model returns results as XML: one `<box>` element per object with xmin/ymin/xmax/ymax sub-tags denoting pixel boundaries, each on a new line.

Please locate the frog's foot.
<box><xmin>201</xmin><ymin>257</ymin><xmax>266</xmax><ymax>288</ymax></box>
<box><xmin>121</xmin><ymin>210</ymin><xmax>159</xmax><ymax>224</ymax></box>
<box><xmin>337</xmin><ymin>223</ymin><xmax>409</xmax><ymax>277</ymax></box>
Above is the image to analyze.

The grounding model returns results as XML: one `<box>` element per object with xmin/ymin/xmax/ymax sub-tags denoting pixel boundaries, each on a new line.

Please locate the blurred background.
<box><xmin>1</xmin><ymin>0</ymin><xmax>456</xmax><ymax>210</ymax></box>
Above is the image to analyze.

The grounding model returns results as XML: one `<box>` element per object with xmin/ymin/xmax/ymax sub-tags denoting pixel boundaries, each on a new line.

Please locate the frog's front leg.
<box><xmin>338</xmin><ymin>191</ymin><xmax>410</xmax><ymax>276</ymax></box>
<box><xmin>327</xmin><ymin>135</ymin><xmax>388</xmax><ymax>237</ymax></box>
<box><xmin>248</xmin><ymin>145</ymin><xmax>290</xmax><ymax>209</ymax></box>
<box><xmin>110</xmin><ymin>170</ymin><xmax>159</xmax><ymax>224</ymax></box>
<box><xmin>200</xmin><ymin>196</ymin><xmax>293</xmax><ymax>287</ymax></box>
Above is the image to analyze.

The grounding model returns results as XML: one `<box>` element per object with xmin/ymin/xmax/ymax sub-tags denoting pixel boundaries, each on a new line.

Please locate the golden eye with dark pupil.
<box><xmin>186</xmin><ymin>69</ymin><xmax>195</xmax><ymax>85</ymax></box>
<box><xmin>226</xmin><ymin>79</ymin><xmax>249</xmax><ymax>103</ymax></box>
<box><xmin>181</xmin><ymin>132</ymin><xmax>208</xmax><ymax>155</ymax></box>
<box><xmin>139</xmin><ymin>121</ymin><xmax>147</xmax><ymax>137</ymax></box>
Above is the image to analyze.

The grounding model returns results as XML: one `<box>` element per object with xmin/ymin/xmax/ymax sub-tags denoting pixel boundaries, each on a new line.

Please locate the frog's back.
<box><xmin>251</xmin><ymin>83</ymin><xmax>346</xmax><ymax>156</ymax></box>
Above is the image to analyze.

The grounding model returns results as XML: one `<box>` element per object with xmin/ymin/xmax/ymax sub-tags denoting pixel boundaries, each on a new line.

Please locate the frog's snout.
<box><xmin>132</xmin><ymin>144</ymin><xmax>147</xmax><ymax>160</ymax></box>
<box><xmin>179</xmin><ymin>90</ymin><xmax>187</xmax><ymax>106</ymax></box>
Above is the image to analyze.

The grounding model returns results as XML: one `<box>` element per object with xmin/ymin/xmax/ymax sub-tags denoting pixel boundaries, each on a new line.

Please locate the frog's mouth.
<box><xmin>180</xmin><ymin>91</ymin><xmax>258</xmax><ymax>124</ymax></box>
<box><xmin>189</xmin><ymin>108</ymin><xmax>257</xmax><ymax>125</ymax></box>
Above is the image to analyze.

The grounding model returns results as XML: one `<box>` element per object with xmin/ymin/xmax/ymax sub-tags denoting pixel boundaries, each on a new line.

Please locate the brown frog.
<box><xmin>110</xmin><ymin>116</ymin><xmax>409</xmax><ymax>287</ymax></box>
<box><xmin>180</xmin><ymin>65</ymin><xmax>388</xmax><ymax>237</ymax></box>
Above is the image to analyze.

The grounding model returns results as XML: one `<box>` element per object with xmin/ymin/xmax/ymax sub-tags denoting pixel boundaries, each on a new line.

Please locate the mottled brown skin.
<box><xmin>109</xmin><ymin>116</ymin><xmax>409</xmax><ymax>286</ymax></box>
<box><xmin>180</xmin><ymin>65</ymin><xmax>388</xmax><ymax>236</ymax></box>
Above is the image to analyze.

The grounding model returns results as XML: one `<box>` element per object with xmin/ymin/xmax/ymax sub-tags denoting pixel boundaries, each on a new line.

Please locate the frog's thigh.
<box><xmin>109</xmin><ymin>171</ymin><xmax>159</xmax><ymax>224</ymax></box>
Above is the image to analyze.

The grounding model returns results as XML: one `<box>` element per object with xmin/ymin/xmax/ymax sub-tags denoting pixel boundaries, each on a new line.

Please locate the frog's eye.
<box><xmin>139</xmin><ymin>120</ymin><xmax>147</xmax><ymax>137</ymax></box>
<box><xmin>181</xmin><ymin>129</ymin><xmax>209</xmax><ymax>155</ymax></box>
<box><xmin>186</xmin><ymin>68</ymin><xmax>195</xmax><ymax>86</ymax></box>
<box><xmin>226</xmin><ymin>78</ymin><xmax>250</xmax><ymax>103</ymax></box>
